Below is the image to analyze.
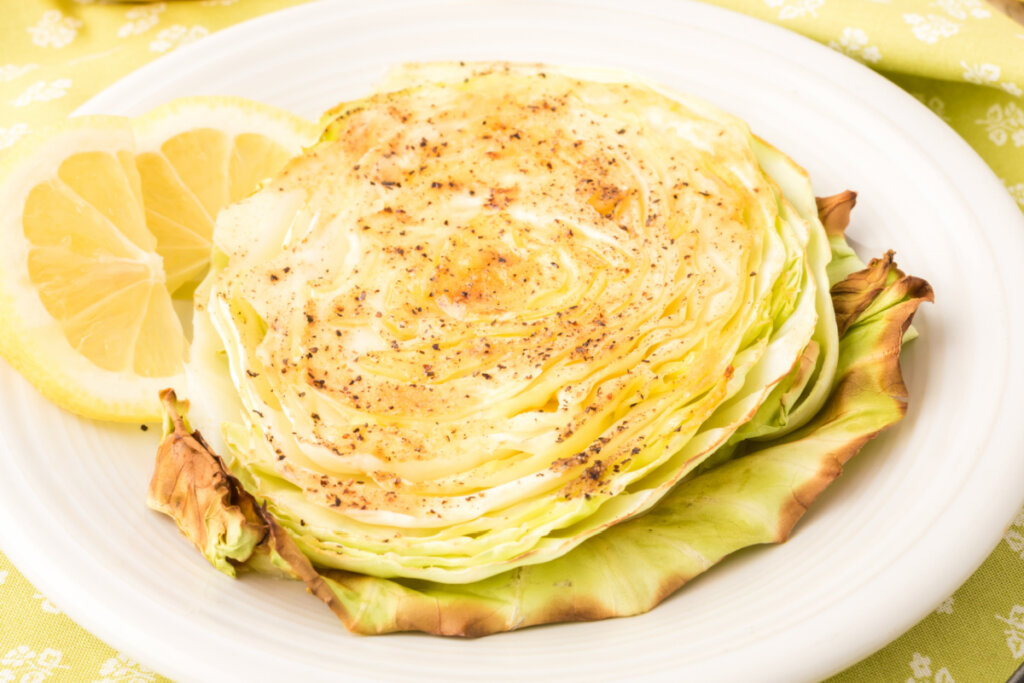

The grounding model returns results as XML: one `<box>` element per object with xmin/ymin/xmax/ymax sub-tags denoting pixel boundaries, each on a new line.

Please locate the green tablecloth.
<box><xmin>2</xmin><ymin>1</ymin><xmax>1022</xmax><ymax>681</ymax></box>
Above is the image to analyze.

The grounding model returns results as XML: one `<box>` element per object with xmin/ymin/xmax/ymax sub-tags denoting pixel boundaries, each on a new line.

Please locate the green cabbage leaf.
<box><xmin>149</xmin><ymin>190</ymin><xmax>931</xmax><ymax>635</ymax></box>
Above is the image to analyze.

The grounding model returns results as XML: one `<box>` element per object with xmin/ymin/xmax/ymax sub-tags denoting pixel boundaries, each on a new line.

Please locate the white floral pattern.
<box><xmin>1005</xmin><ymin>182</ymin><xmax>1024</xmax><ymax>210</ymax></box>
<box><xmin>960</xmin><ymin>61</ymin><xmax>1022</xmax><ymax>97</ymax></box>
<box><xmin>962</xmin><ymin>61</ymin><xmax>1001</xmax><ymax>85</ymax></box>
<box><xmin>149</xmin><ymin>25</ymin><xmax>209</xmax><ymax>54</ymax></box>
<box><xmin>763</xmin><ymin>0</ymin><xmax>825</xmax><ymax>20</ymax></box>
<box><xmin>975</xmin><ymin>102</ymin><xmax>1024</xmax><ymax>147</ymax></box>
<box><xmin>907</xmin><ymin>652</ymin><xmax>955</xmax><ymax>682</ymax></box>
<box><xmin>828</xmin><ymin>27</ymin><xmax>882</xmax><ymax>63</ymax></box>
<box><xmin>0</xmin><ymin>647</ymin><xmax>68</xmax><ymax>682</ymax></box>
<box><xmin>11</xmin><ymin>79</ymin><xmax>72</xmax><ymax>108</ymax></box>
<box><xmin>32</xmin><ymin>592</ymin><xmax>60</xmax><ymax>614</ymax></box>
<box><xmin>94</xmin><ymin>653</ymin><xmax>157</xmax><ymax>683</ymax></box>
<box><xmin>0</xmin><ymin>64</ymin><xmax>39</xmax><ymax>84</ymax></box>
<box><xmin>996</xmin><ymin>605</ymin><xmax>1024</xmax><ymax>658</ymax></box>
<box><xmin>910</xmin><ymin>92</ymin><xmax>951</xmax><ymax>122</ymax></box>
<box><xmin>26</xmin><ymin>11</ymin><xmax>83</xmax><ymax>49</ymax></box>
<box><xmin>0</xmin><ymin>124</ymin><xmax>29</xmax><ymax>151</ymax></box>
<box><xmin>1006</xmin><ymin>527</ymin><xmax>1024</xmax><ymax>558</ymax></box>
<box><xmin>117</xmin><ymin>4</ymin><xmax>166</xmax><ymax>38</ymax></box>
<box><xmin>903</xmin><ymin>13</ymin><xmax>960</xmax><ymax>43</ymax></box>
<box><xmin>930</xmin><ymin>0</ymin><xmax>990</xmax><ymax>20</ymax></box>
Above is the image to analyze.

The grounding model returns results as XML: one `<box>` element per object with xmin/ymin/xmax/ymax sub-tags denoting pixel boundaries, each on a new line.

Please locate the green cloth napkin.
<box><xmin>1</xmin><ymin>1</ymin><xmax>1022</xmax><ymax>681</ymax></box>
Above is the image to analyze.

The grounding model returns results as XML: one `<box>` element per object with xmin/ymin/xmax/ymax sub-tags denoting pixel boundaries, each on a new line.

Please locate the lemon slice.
<box><xmin>0</xmin><ymin>99</ymin><xmax>318</xmax><ymax>421</ymax></box>
<box><xmin>133</xmin><ymin>97</ymin><xmax>319</xmax><ymax>294</ymax></box>
<box><xmin>0</xmin><ymin>116</ymin><xmax>183</xmax><ymax>421</ymax></box>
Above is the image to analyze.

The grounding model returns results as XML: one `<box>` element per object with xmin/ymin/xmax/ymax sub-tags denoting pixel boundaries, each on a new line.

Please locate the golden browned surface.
<box><xmin>147</xmin><ymin>390</ymin><xmax>266</xmax><ymax>575</ymax></box>
<box><xmin>211</xmin><ymin>68</ymin><xmax>784</xmax><ymax>535</ymax></box>
<box><xmin>149</xmin><ymin>392</ymin><xmax>346</xmax><ymax>616</ymax></box>
<box><xmin>817</xmin><ymin>190</ymin><xmax>857</xmax><ymax>239</ymax></box>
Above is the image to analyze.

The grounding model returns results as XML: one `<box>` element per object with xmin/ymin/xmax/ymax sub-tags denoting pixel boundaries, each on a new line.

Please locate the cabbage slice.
<box><xmin>151</xmin><ymin>65</ymin><xmax>931</xmax><ymax>631</ymax></box>
<box><xmin>149</xmin><ymin>202</ymin><xmax>931</xmax><ymax>634</ymax></box>
<box><xmin>185</xmin><ymin>68</ymin><xmax>844</xmax><ymax>583</ymax></box>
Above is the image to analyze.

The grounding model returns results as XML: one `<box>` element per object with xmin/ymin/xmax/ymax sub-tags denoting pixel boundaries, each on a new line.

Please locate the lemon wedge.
<box><xmin>0</xmin><ymin>98</ymin><xmax>318</xmax><ymax>421</ymax></box>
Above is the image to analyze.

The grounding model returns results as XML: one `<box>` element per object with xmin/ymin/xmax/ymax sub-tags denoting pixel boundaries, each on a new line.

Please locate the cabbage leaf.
<box><xmin>148</xmin><ymin>194</ymin><xmax>932</xmax><ymax>635</ymax></box>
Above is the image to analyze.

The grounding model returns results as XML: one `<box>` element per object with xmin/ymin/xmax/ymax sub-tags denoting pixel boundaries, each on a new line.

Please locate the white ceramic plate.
<box><xmin>2</xmin><ymin>1</ymin><xmax>1023</xmax><ymax>681</ymax></box>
